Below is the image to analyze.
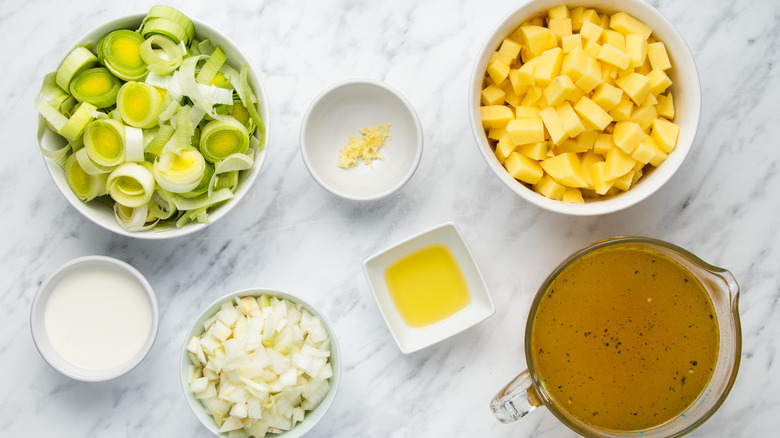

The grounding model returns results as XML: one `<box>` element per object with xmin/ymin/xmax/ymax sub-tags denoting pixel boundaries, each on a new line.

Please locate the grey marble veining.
<box><xmin>1</xmin><ymin>0</ymin><xmax>779</xmax><ymax>436</ymax></box>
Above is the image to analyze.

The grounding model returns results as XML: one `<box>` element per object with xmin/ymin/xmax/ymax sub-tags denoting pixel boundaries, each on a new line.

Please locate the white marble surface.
<box><xmin>1</xmin><ymin>0</ymin><xmax>778</xmax><ymax>436</ymax></box>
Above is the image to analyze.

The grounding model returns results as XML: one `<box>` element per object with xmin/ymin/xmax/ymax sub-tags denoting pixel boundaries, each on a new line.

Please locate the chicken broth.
<box><xmin>530</xmin><ymin>245</ymin><xmax>719</xmax><ymax>432</ymax></box>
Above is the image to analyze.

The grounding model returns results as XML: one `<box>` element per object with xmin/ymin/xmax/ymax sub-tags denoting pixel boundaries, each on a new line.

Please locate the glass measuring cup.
<box><xmin>491</xmin><ymin>236</ymin><xmax>741</xmax><ymax>437</ymax></box>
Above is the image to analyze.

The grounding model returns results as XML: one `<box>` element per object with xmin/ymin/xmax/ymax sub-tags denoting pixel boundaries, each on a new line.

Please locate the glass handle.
<box><xmin>490</xmin><ymin>370</ymin><xmax>542</xmax><ymax>423</ymax></box>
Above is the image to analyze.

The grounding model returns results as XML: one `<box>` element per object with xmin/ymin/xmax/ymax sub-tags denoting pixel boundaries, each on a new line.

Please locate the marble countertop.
<box><xmin>1</xmin><ymin>0</ymin><xmax>778</xmax><ymax>436</ymax></box>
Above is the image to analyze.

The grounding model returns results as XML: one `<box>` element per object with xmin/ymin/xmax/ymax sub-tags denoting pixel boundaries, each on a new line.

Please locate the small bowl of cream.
<box><xmin>30</xmin><ymin>256</ymin><xmax>158</xmax><ymax>381</ymax></box>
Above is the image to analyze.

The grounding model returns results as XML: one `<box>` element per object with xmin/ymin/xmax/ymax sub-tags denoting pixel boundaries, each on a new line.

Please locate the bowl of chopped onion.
<box><xmin>181</xmin><ymin>289</ymin><xmax>340</xmax><ymax>438</ymax></box>
<box><xmin>35</xmin><ymin>6</ymin><xmax>269</xmax><ymax>238</ymax></box>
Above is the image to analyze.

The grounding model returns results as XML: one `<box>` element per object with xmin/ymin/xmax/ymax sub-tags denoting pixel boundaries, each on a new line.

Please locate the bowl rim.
<box><xmin>299</xmin><ymin>78</ymin><xmax>424</xmax><ymax>202</ymax></box>
<box><xmin>179</xmin><ymin>288</ymin><xmax>341</xmax><ymax>438</ymax></box>
<box><xmin>468</xmin><ymin>0</ymin><xmax>702</xmax><ymax>216</ymax></box>
<box><xmin>36</xmin><ymin>13</ymin><xmax>271</xmax><ymax>239</ymax></box>
<box><xmin>29</xmin><ymin>255</ymin><xmax>159</xmax><ymax>382</ymax></box>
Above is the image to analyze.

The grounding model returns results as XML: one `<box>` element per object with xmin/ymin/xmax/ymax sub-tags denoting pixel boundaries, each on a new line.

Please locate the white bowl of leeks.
<box><xmin>180</xmin><ymin>289</ymin><xmax>340</xmax><ymax>438</ymax></box>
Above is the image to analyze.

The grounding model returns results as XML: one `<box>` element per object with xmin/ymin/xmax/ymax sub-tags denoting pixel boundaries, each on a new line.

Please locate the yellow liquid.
<box><xmin>384</xmin><ymin>244</ymin><xmax>471</xmax><ymax>327</ymax></box>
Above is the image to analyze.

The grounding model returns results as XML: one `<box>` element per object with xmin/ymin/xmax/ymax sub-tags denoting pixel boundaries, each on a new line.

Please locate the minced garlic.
<box><xmin>338</xmin><ymin>122</ymin><xmax>392</xmax><ymax>169</ymax></box>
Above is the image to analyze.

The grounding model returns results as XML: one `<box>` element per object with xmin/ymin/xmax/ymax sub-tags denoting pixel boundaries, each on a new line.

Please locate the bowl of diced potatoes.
<box><xmin>469</xmin><ymin>0</ymin><xmax>700</xmax><ymax>215</ymax></box>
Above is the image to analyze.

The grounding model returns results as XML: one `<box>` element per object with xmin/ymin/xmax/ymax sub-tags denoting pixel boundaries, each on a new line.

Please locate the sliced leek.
<box><xmin>114</xmin><ymin>203</ymin><xmax>156</xmax><ymax>231</ymax></box>
<box><xmin>58</xmin><ymin>102</ymin><xmax>97</xmax><ymax>143</ymax></box>
<box><xmin>140</xmin><ymin>5</ymin><xmax>194</xmax><ymax>44</ymax></box>
<box><xmin>85</xmin><ymin>119</ymin><xmax>125</xmax><ymax>167</ymax></box>
<box><xmin>97</xmin><ymin>30</ymin><xmax>148</xmax><ymax>81</ymax></box>
<box><xmin>196</xmin><ymin>47</ymin><xmax>226</xmax><ymax>85</ymax></box>
<box><xmin>69</xmin><ymin>67</ymin><xmax>121</xmax><ymax>108</ymax></box>
<box><xmin>153</xmin><ymin>146</ymin><xmax>206</xmax><ymax>193</ymax></box>
<box><xmin>56</xmin><ymin>46</ymin><xmax>99</xmax><ymax>91</ymax></box>
<box><xmin>64</xmin><ymin>154</ymin><xmax>108</xmax><ymax>202</ymax></box>
<box><xmin>117</xmin><ymin>81</ymin><xmax>163</xmax><ymax>128</ymax></box>
<box><xmin>124</xmin><ymin>125</ymin><xmax>145</xmax><ymax>162</ymax></box>
<box><xmin>107</xmin><ymin>162</ymin><xmax>155</xmax><ymax>208</ymax></box>
<box><xmin>199</xmin><ymin>118</ymin><xmax>249</xmax><ymax>163</ymax></box>
<box><xmin>139</xmin><ymin>34</ymin><xmax>184</xmax><ymax>75</ymax></box>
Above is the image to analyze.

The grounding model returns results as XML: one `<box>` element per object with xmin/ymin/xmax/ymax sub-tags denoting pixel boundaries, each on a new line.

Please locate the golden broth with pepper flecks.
<box><xmin>530</xmin><ymin>245</ymin><xmax>719</xmax><ymax>432</ymax></box>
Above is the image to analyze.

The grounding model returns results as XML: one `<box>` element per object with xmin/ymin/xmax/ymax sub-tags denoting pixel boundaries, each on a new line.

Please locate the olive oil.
<box><xmin>530</xmin><ymin>246</ymin><xmax>719</xmax><ymax>432</ymax></box>
<box><xmin>384</xmin><ymin>244</ymin><xmax>471</xmax><ymax>328</ymax></box>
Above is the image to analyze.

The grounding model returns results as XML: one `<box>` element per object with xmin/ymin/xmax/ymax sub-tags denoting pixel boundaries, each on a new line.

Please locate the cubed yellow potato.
<box><xmin>562</xmin><ymin>34</ymin><xmax>582</xmax><ymax>53</ymax></box>
<box><xmin>543</xmin><ymin>75</ymin><xmax>576</xmax><ymax>106</ymax></box>
<box><xmin>601</xmin><ymin>64</ymin><xmax>619</xmax><ymax>84</ymax></box>
<box><xmin>615</xmin><ymin>72</ymin><xmax>651</xmax><ymax>105</ymax></box>
<box><xmin>590</xmin><ymin>161</ymin><xmax>614</xmax><ymax>195</ymax></box>
<box><xmin>584</xmin><ymin>39</ymin><xmax>603</xmax><ymax>58</ymax></box>
<box><xmin>575</xmin><ymin>56</ymin><xmax>602</xmax><ymax>93</ymax></box>
<box><xmin>591</xmin><ymin>83</ymin><xmax>623</xmax><ymax>111</ymax></box>
<box><xmin>581</xmin><ymin>9</ymin><xmax>602</xmax><ymax>28</ymax></box>
<box><xmin>593</xmin><ymin>133</ymin><xmax>616</xmax><ymax>155</ymax></box>
<box><xmin>635</xmin><ymin>57</ymin><xmax>652</xmax><ymax>75</ymax></box>
<box><xmin>520</xmin><ymin>25</ymin><xmax>559</xmax><ymax>56</ymax></box>
<box><xmin>625</xmin><ymin>34</ymin><xmax>648</xmax><ymax>68</ymax></box>
<box><xmin>605</xmin><ymin>146</ymin><xmax>636</xmax><ymax>181</ymax></box>
<box><xmin>515</xmin><ymin>106</ymin><xmax>541</xmax><ymax>118</ymax></box>
<box><xmin>597</xmin><ymin>44</ymin><xmax>631</xmax><ymax>70</ymax></box>
<box><xmin>657</xmin><ymin>92</ymin><xmax>675</xmax><ymax>119</ymax></box>
<box><xmin>503</xmin><ymin>85</ymin><xmax>521</xmax><ymax>107</ymax></box>
<box><xmin>576</xmin><ymin>130</ymin><xmax>599</xmax><ymax>150</ymax></box>
<box><xmin>495</xmin><ymin>135</ymin><xmax>517</xmax><ymax>162</ymax></box>
<box><xmin>574</xmin><ymin>96</ymin><xmax>613</xmax><ymax>130</ymax></box>
<box><xmin>481</xmin><ymin>84</ymin><xmax>506</xmax><ymax>106</ymax></box>
<box><xmin>487</xmin><ymin>127</ymin><xmax>507</xmax><ymax>140</ymax></box>
<box><xmin>505</xmin><ymin>151</ymin><xmax>544</xmax><ymax>184</ymax></box>
<box><xmin>491</xmin><ymin>51</ymin><xmax>515</xmax><ymax>66</ymax></box>
<box><xmin>613</xmin><ymin>169</ymin><xmax>635</xmax><ymax>191</ymax></box>
<box><xmin>518</xmin><ymin>57</ymin><xmax>540</xmax><ymax>85</ymax></box>
<box><xmin>541</xmin><ymin>152</ymin><xmax>588</xmax><ymax>187</ymax></box>
<box><xmin>517</xmin><ymin>141</ymin><xmax>549</xmax><ymax>160</ymax></box>
<box><xmin>580</xmin><ymin>151</ymin><xmax>604</xmax><ymax>187</ymax></box>
<box><xmin>629</xmin><ymin>104</ymin><xmax>657</xmax><ymax>131</ymax></box>
<box><xmin>640</xmin><ymin>92</ymin><xmax>658</xmax><ymax>107</ymax></box>
<box><xmin>499</xmin><ymin>39</ymin><xmax>522</xmax><ymax>59</ymax></box>
<box><xmin>612</xmin><ymin>121</ymin><xmax>645</xmax><ymax>153</ymax></box>
<box><xmin>648</xmin><ymin>143</ymin><xmax>668</xmax><ymax>167</ymax></box>
<box><xmin>554</xmin><ymin>138</ymin><xmax>588</xmax><ymax>154</ymax></box>
<box><xmin>508</xmin><ymin>69</ymin><xmax>530</xmax><ymax>96</ymax></box>
<box><xmin>549</xmin><ymin>18</ymin><xmax>573</xmax><ymax>38</ymax></box>
<box><xmin>539</xmin><ymin>106</ymin><xmax>569</xmax><ymax>145</ymax></box>
<box><xmin>562</xmin><ymin>47</ymin><xmax>589</xmax><ymax>81</ymax></box>
<box><xmin>507</xmin><ymin>117</ymin><xmax>545</xmax><ymax>144</ymax></box>
<box><xmin>520</xmin><ymin>86</ymin><xmax>543</xmax><ymax>107</ymax></box>
<box><xmin>651</xmin><ymin>118</ymin><xmax>680</xmax><ymax>153</ymax></box>
<box><xmin>580</xmin><ymin>20</ymin><xmax>603</xmax><ymax>42</ymax></box>
<box><xmin>549</xmin><ymin>4</ymin><xmax>570</xmax><ymax>19</ymax></box>
<box><xmin>565</xmin><ymin>86</ymin><xmax>587</xmax><ymax>104</ymax></box>
<box><xmin>481</xmin><ymin>105</ymin><xmax>514</xmax><ymax>128</ymax></box>
<box><xmin>609</xmin><ymin>94</ymin><xmax>634</xmax><ymax>121</ymax></box>
<box><xmin>631</xmin><ymin>135</ymin><xmax>656</xmax><ymax>164</ymax></box>
<box><xmin>555</xmin><ymin>101</ymin><xmax>586</xmax><ymax>138</ymax></box>
<box><xmin>533</xmin><ymin>47</ymin><xmax>564</xmax><ymax>86</ymax></box>
<box><xmin>602</xmin><ymin>30</ymin><xmax>626</xmax><ymax>52</ymax></box>
<box><xmin>609</xmin><ymin>12</ymin><xmax>652</xmax><ymax>39</ymax></box>
<box><xmin>647</xmin><ymin>42</ymin><xmax>672</xmax><ymax>70</ymax></box>
<box><xmin>487</xmin><ymin>59</ymin><xmax>511</xmax><ymax>84</ymax></box>
<box><xmin>562</xmin><ymin>187</ymin><xmax>585</xmax><ymax>203</ymax></box>
<box><xmin>647</xmin><ymin>68</ymin><xmax>673</xmax><ymax>95</ymax></box>
<box><xmin>534</xmin><ymin>174</ymin><xmax>567</xmax><ymax>200</ymax></box>
<box><xmin>570</xmin><ymin>7</ymin><xmax>586</xmax><ymax>31</ymax></box>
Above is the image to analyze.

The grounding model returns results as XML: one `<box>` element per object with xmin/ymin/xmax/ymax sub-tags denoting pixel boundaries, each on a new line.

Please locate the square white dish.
<box><xmin>363</xmin><ymin>222</ymin><xmax>495</xmax><ymax>354</ymax></box>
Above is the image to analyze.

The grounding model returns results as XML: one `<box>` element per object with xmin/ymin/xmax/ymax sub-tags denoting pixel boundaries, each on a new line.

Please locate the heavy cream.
<box><xmin>44</xmin><ymin>265</ymin><xmax>153</xmax><ymax>371</ymax></box>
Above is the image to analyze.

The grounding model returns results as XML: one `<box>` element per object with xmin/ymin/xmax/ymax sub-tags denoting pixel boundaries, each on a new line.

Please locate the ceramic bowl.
<box><xmin>30</xmin><ymin>255</ymin><xmax>159</xmax><ymax>381</ymax></box>
<box><xmin>363</xmin><ymin>222</ymin><xmax>495</xmax><ymax>354</ymax></box>
<box><xmin>180</xmin><ymin>288</ymin><xmax>340</xmax><ymax>438</ymax></box>
<box><xmin>36</xmin><ymin>14</ymin><xmax>270</xmax><ymax>238</ymax></box>
<box><xmin>469</xmin><ymin>0</ymin><xmax>701</xmax><ymax>215</ymax></box>
<box><xmin>300</xmin><ymin>79</ymin><xmax>423</xmax><ymax>201</ymax></box>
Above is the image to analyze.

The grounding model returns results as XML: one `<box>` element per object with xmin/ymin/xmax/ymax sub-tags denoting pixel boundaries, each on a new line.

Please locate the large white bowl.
<box><xmin>37</xmin><ymin>14</ymin><xmax>270</xmax><ymax>238</ymax></box>
<box><xmin>180</xmin><ymin>289</ymin><xmax>340</xmax><ymax>438</ymax></box>
<box><xmin>469</xmin><ymin>0</ymin><xmax>701</xmax><ymax>215</ymax></box>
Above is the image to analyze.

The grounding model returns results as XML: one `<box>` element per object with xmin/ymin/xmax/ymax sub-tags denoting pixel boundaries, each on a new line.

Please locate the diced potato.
<box><xmin>657</xmin><ymin>92</ymin><xmax>675</xmax><ymax>119</ymax></box>
<box><xmin>495</xmin><ymin>135</ymin><xmax>517</xmax><ymax>162</ymax></box>
<box><xmin>505</xmin><ymin>152</ymin><xmax>544</xmax><ymax>184</ymax></box>
<box><xmin>580</xmin><ymin>21</ymin><xmax>602</xmax><ymax>42</ymax></box>
<box><xmin>647</xmin><ymin>42</ymin><xmax>672</xmax><ymax>70</ymax></box>
<box><xmin>502</xmin><ymin>80</ymin><xmax>522</xmax><ymax>106</ymax></box>
<box><xmin>590</xmin><ymin>161</ymin><xmax>614</xmax><ymax>195</ymax></box>
<box><xmin>549</xmin><ymin>18</ymin><xmax>573</xmax><ymax>39</ymax></box>
<box><xmin>640</xmin><ymin>92</ymin><xmax>658</xmax><ymax>108</ymax></box>
<box><xmin>491</xmin><ymin>51</ymin><xmax>514</xmax><ymax>66</ymax></box>
<box><xmin>549</xmin><ymin>4</ymin><xmax>570</xmax><ymax>19</ymax></box>
<box><xmin>562</xmin><ymin>47</ymin><xmax>589</xmax><ymax>81</ymax></box>
<box><xmin>575</xmin><ymin>56</ymin><xmax>602</xmax><ymax>92</ymax></box>
<box><xmin>562</xmin><ymin>34</ymin><xmax>582</xmax><ymax>53</ymax></box>
<box><xmin>629</xmin><ymin>104</ymin><xmax>657</xmax><ymax>131</ymax></box>
<box><xmin>518</xmin><ymin>57</ymin><xmax>539</xmax><ymax>85</ymax></box>
<box><xmin>520</xmin><ymin>86</ymin><xmax>542</xmax><ymax>107</ymax></box>
<box><xmin>648</xmin><ymin>142</ymin><xmax>668</xmax><ymax>167</ymax></box>
<box><xmin>630</xmin><ymin>135</ymin><xmax>656</xmax><ymax>164</ymax></box>
<box><xmin>605</xmin><ymin>146</ymin><xmax>636</xmax><ymax>181</ymax></box>
<box><xmin>635</xmin><ymin>57</ymin><xmax>652</xmax><ymax>75</ymax></box>
<box><xmin>574</xmin><ymin>96</ymin><xmax>612</xmax><ymax>130</ymax></box>
<box><xmin>570</xmin><ymin>7</ymin><xmax>586</xmax><ymax>31</ymax></box>
<box><xmin>539</xmin><ymin>106</ymin><xmax>569</xmax><ymax>145</ymax></box>
<box><xmin>553</xmin><ymin>138</ymin><xmax>587</xmax><ymax>154</ymax></box>
<box><xmin>543</xmin><ymin>75</ymin><xmax>576</xmax><ymax>106</ymax></box>
<box><xmin>499</xmin><ymin>39</ymin><xmax>522</xmax><ymax>59</ymax></box>
<box><xmin>487</xmin><ymin>59</ymin><xmax>511</xmax><ymax>84</ymax></box>
<box><xmin>580</xmin><ymin>151</ymin><xmax>604</xmax><ymax>187</ymax></box>
<box><xmin>508</xmin><ymin>69</ymin><xmax>530</xmax><ymax>95</ymax></box>
<box><xmin>591</xmin><ymin>83</ymin><xmax>623</xmax><ymax>111</ymax></box>
<box><xmin>610</xmin><ymin>12</ymin><xmax>652</xmax><ymax>39</ymax></box>
<box><xmin>481</xmin><ymin>84</ymin><xmax>506</xmax><ymax>106</ymax></box>
<box><xmin>609</xmin><ymin>94</ymin><xmax>634</xmax><ymax>121</ymax></box>
<box><xmin>615</xmin><ymin>72</ymin><xmax>651</xmax><ymax>105</ymax></box>
<box><xmin>602</xmin><ymin>30</ymin><xmax>626</xmax><ymax>52</ymax></box>
<box><xmin>555</xmin><ymin>102</ymin><xmax>586</xmax><ymax>138</ymax></box>
<box><xmin>481</xmin><ymin>105</ymin><xmax>513</xmax><ymax>128</ymax></box>
<box><xmin>593</xmin><ymin>133</ymin><xmax>616</xmax><ymax>156</ymax></box>
<box><xmin>580</xmin><ymin>12</ymin><xmax>602</xmax><ymax>35</ymax></box>
<box><xmin>507</xmin><ymin>117</ymin><xmax>545</xmax><ymax>145</ymax></box>
<box><xmin>517</xmin><ymin>141</ymin><xmax>549</xmax><ymax>160</ymax></box>
<box><xmin>515</xmin><ymin>106</ymin><xmax>541</xmax><ymax>118</ymax></box>
<box><xmin>541</xmin><ymin>152</ymin><xmax>587</xmax><ymax>187</ymax></box>
<box><xmin>647</xmin><ymin>68</ymin><xmax>673</xmax><ymax>95</ymax></box>
<box><xmin>576</xmin><ymin>130</ymin><xmax>599</xmax><ymax>151</ymax></box>
<box><xmin>562</xmin><ymin>187</ymin><xmax>584</xmax><ymax>203</ymax></box>
<box><xmin>625</xmin><ymin>34</ymin><xmax>648</xmax><ymax>68</ymax></box>
<box><xmin>521</xmin><ymin>25</ymin><xmax>559</xmax><ymax>55</ymax></box>
<box><xmin>584</xmin><ymin>39</ymin><xmax>603</xmax><ymax>58</ymax></box>
<box><xmin>597</xmin><ymin>44</ymin><xmax>631</xmax><ymax>70</ymax></box>
<box><xmin>612</xmin><ymin>121</ymin><xmax>645</xmax><ymax>153</ymax></box>
<box><xmin>613</xmin><ymin>170</ymin><xmax>635</xmax><ymax>191</ymax></box>
<box><xmin>533</xmin><ymin>174</ymin><xmax>567</xmax><ymax>200</ymax></box>
<box><xmin>533</xmin><ymin>47</ymin><xmax>564</xmax><ymax>86</ymax></box>
<box><xmin>651</xmin><ymin>118</ymin><xmax>680</xmax><ymax>153</ymax></box>
<box><xmin>487</xmin><ymin>127</ymin><xmax>507</xmax><ymax>140</ymax></box>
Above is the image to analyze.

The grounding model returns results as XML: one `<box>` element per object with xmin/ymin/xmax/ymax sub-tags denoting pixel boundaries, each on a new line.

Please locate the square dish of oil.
<box><xmin>363</xmin><ymin>222</ymin><xmax>495</xmax><ymax>354</ymax></box>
